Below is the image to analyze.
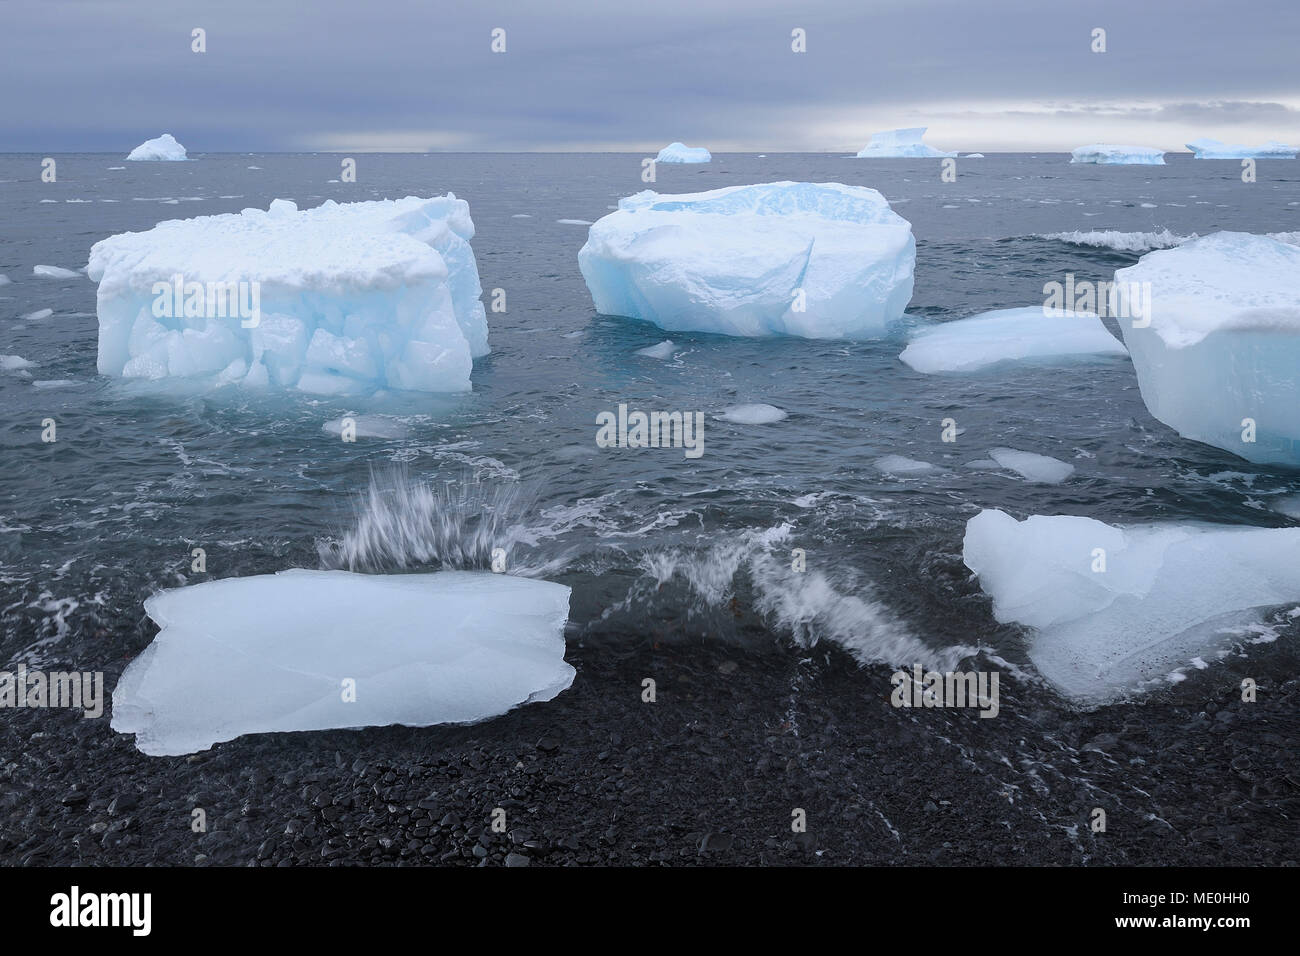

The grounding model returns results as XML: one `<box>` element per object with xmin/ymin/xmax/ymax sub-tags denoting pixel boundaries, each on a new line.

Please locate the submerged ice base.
<box><xmin>899</xmin><ymin>307</ymin><xmax>1127</xmax><ymax>373</ymax></box>
<box><xmin>86</xmin><ymin>196</ymin><xmax>488</xmax><ymax>394</ymax></box>
<box><xmin>111</xmin><ymin>570</ymin><xmax>574</xmax><ymax>756</ymax></box>
<box><xmin>1113</xmin><ymin>232</ymin><xmax>1300</xmax><ymax>465</ymax></box>
<box><xmin>578</xmin><ymin>181</ymin><xmax>915</xmax><ymax>339</ymax></box>
<box><xmin>964</xmin><ymin>509</ymin><xmax>1300</xmax><ymax>703</ymax></box>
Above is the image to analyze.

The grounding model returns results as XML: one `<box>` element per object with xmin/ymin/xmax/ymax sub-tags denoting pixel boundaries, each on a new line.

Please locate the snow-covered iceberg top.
<box><xmin>899</xmin><ymin>307</ymin><xmax>1126</xmax><ymax>373</ymax></box>
<box><xmin>126</xmin><ymin>133</ymin><xmax>188</xmax><ymax>161</ymax></box>
<box><xmin>86</xmin><ymin>195</ymin><xmax>488</xmax><ymax>394</ymax></box>
<box><xmin>1186</xmin><ymin>137</ymin><xmax>1297</xmax><ymax>159</ymax></box>
<box><xmin>578</xmin><ymin>181</ymin><xmax>915</xmax><ymax>339</ymax></box>
<box><xmin>111</xmin><ymin>570</ymin><xmax>574</xmax><ymax>756</ymax></box>
<box><xmin>856</xmin><ymin>127</ymin><xmax>955</xmax><ymax>158</ymax></box>
<box><xmin>964</xmin><ymin>509</ymin><xmax>1300</xmax><ymax>702</ymax></box>
<box><xmin>1113</xmin><ymin>232</ymin><xmax>1300</xmax><ymax>464</ymax></box>
<box><xmin>656</xmin><ymin>142</ymin><xmax>712</xmax><ymax>163</ymax></box>
<box><xmin>1070</xmin><ymin>144</ymin><xmax>1166</xmax><ymax>165</ymax></box>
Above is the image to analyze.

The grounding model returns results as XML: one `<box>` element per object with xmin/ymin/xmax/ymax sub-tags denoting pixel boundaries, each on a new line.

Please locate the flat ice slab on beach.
<box><xmin>1070</xmin><ymin>145</ymin><xmax>1166</xmax><ymax>165</ymax></box>
<box><xmin>1113</xmin><ymin>232</ymin><xmax>1300</xmax><ymax>465</ymax></box>
<box><xmin>111</xmin><ymin>570</ymin><xmax>574</xmax><ymax>756</ymax></box>
<box><xmin>86</xmin><ymin>195</ymin><xmax>488</xmax><ymax>393</ymax></box>
<box><xmin>126</xmin><ymin>133</ymin><xmax>188</xmax><ymax>161</ymax></box>
<box><xmin>1186</xmin><ymin>138</ymin><xmax>1297</xmax><ymax>159</ymax></box>
<box><xmin>899</xmin><ymin>307</ymin><xmax>1126</xmax><ymax>373</ymax></box>
<box><xmin>855</xmin><ymin>128</ymin><xmax>955</xmax><ymax>158</ymax></box>
<box><xmin>656</xmin><ymin>142</ymin><xmax>712</xmax><ymax>163</ymax></box>
<box><xmin>963</xmin><ymin>509</ymin><xmax>1300</xmax><ymax>702</ymax></box>
<box><xmin>578</xmin><ymin>182</ymin><xmax>915</xmax><ymax>339</ymax></box>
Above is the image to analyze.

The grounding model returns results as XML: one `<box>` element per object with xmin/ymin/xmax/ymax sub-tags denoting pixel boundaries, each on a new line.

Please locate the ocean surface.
<box><xmin>2</xmin><ymin>152</ymin><xmax>1299</xmax><ymax>702</ymax></box>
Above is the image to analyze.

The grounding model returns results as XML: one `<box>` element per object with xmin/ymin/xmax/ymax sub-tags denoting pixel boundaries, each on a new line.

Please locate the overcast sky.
<box><xmin>3</xmin><ymin>0</ymin><xmax>1298</xmax><ymax>152</ymax></box>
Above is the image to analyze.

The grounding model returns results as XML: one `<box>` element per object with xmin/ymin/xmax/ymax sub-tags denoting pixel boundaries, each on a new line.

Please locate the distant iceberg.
<box><xmin>126</xmin><ymin>133</ymin><xmax>188</xmax><ymax>161</ymax></box>
<box><xmin>1185</xmin><ymin>137</ymin><xmax>1297</xmax><ymax>159</ymax></box>
<box><xmin>656</xmin><ymin>142</ymin><xmax>712</xmax><ymax>163</ymax></box>
<box><xmin>963</xmin><ymin>153</ymin><xmax>985</xmax><ymax>159</ymax></box>
<box><xmin>964</xmin><ymin>509</ymin><xmax>1300</xmax><ymax>702</ymax></box>
<box><xmin>1070</xmin><ymin>145</ymin><xmax>1165</xmax><ymax>165</ymax></box>
<box><xmin>1113</xmin><ymin>232</ymin><xmax>1300</xmax><ymax>465</ymax></box>
<box><xmin>86</xmin><ymin>195</ymin><xmax>488</xmax><ymax>394</ymax></box>
<box><xmin>899</xmin><ymin>307</ymin><xmax>1126</xmax><ymax>373</ymax></box>
<box><xmin>856</xmin><ymin>127</ymin><xmax>956</xmax><ymax>158</ymax></box>
<box><xmin>578</xmin><ymin>181</ymin><xmax>915</xmax><ymax>339</ymax></box>
<box><xmin>111</xmin><ymin>570</ymin><xmax>574</xmax><ymax>756</ymax></box>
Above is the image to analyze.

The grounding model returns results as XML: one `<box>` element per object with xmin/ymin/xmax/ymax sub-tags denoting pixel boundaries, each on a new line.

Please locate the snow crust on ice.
<box><xmin>716</xmin><ymin>403</ymin><xmax>787</xmax><ymax>424</ymax></box>
<box><xmin>656</xmin><ymin>142</ymin><xmax>712</xmax><ymax>163</ymax></box>
<box><xmin>111</xmin><ymin>570</ymin><xmax>575</xmax><ymax>756</ymax></box>
<box><xmin>86</xmin><ymin>195</ymin><xmax>488</xmax><ymax>394</ymax></box>
<box><xmin>126</xmin><ymin>133</ymin><xmax>188</xmax><ymax>161</ymax></box>
<box><xmin>964</xmin><ymin>509</ymin><xmax>1300</xmax><ymax>702</ymax></box>
<box><xmin>578</xmin><ymin>182</ymin><xmax>915</xmax><ymax>339</ymax></box>
<box><xmin>855</xmin><ymin>127</ymin><xmax>955</xmax><ymax>158</ymax></box>
<box><xmin>899</xmin><ymin>307</ymin><xmax>1126</xmax><ymax>373</ymax></box>
<box><xmin>1070</xmin><ymin>145</ymin><xmax>1166</xmax><ymax>165</ymax></box>
<box><xmin>1186</xmin><ymin>137</ymin><xmax>1297</xmax><ymax>159</ymax></box>
<box><xmin>1113</xmin><ymin>232</ymin><xmax>1300</xmax><ymax>465</ymax></box>
<box><xmin>988</xmin><ymin>447</ymin><xmax>1075</xmax><ymax>484</ymax></box>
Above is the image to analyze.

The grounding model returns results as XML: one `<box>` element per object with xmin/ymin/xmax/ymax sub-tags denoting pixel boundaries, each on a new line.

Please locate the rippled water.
<box><xmin>2</xmin><ymin>152</ymin><xmax>1298</xmax><ymax>700</ymax></box>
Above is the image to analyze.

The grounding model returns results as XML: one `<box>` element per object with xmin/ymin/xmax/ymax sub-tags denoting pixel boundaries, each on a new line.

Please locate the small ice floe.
<box><xmin>988</xmin><ymin>447</ymin><xmax>1074</xmax><ymax>484</ymax></box>
<box><xmin>964</xmin><ymin>153</ymin><xmax>985</xmax><ymax>158</ymax></box>
<box><xmin>899</xmin><ymin>307</ymin><xmax>1126</xmax><ymax>374</ymax></box>
<box><xmin>22</xmin><ymin>308</ymin><xmax>53</xmax><ymax>322</ymax></box>
<box><xmin>33</xmin><ymin>265</ymin><xmax>81</xmax><ymax>279</ymax></box>
<box><xmin>0</xmin><ymin>355</ymin><xmax>35</xmax><ymax>371</ymax></box>
<box><xmin>511</xmin><ymin>214</ymin><xmax>532</xmax><ymax>218</ymax></box>
<box><xmin>321</xmin><ymin>415</ymin><xmax>411</xmax><ymax>440</ymax></box>
<box><xmin>874</xmin><ymin>454</ymin><xmax>935</xmax><ymax>475</ymax></box>
<box><xmin>557</xmin><ymin>218</ymin><xmax>593</xmax><ymax>225</ymax></box>
<box><xmin>110</xmin><ymin>569</ymin><xmax>575</xmax><ymax>756</ymax></box>
<box><xmin>636</xmin><ymin>340</ymin><xmax>676</xmax><ymax>359</ymax></box>
<box><xmin>716</xmin><ymin>403</ymin><xmax>787</xmax><ymax>424</ymax></box>
<box><xmin>32</xmin><ymin>379</ymin><xmax>81</xmax><ymax>389</ymax></box>
<box><xmin>0</xmin><ymin>274</ymin><xmax>10</xmax><ymax>285</ymax></box>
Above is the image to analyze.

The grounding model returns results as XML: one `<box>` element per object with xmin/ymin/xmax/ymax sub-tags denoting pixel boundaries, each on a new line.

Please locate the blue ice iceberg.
<box><xmin>126</xmin><ymin>133</ymin><xmax>188</xmax><ymax>161</ymax></box>
<box><xmin>1112</xmin><ymin>232</ymin><xmax>1300</xmax><ymax>465</ymax></box>
<box><xmin>855</xmin><ymin>127</ymin><xmax>955</xmax><ymax>158</ymax></box>
<box><xmin>1186</xmin><ymin>137</ymin><xmax>1297</xmax><ymax>159</ymax></box>
<box><xmin>578</xmin><ymin>182</ymin><xmax>915</xmax><ymax>339</ymax></box>
<box><xmin>1070</xmin><ymin>145</ymin><xmax>1166</xmax><ymax>165</ymax></box>
<box><xmin>656</xmin><ymin>142</ymin><xmax>712</xmax><ymax>163</ymax></box>
<box><xmin>86</xmin><ymin>195</ymin><xmax>488</xmax><ymax>394</ymax></box>
<box><xmin>111</xmin><ymin>570</ymin><xmax>574</xmax><ymax>756</ymax></box>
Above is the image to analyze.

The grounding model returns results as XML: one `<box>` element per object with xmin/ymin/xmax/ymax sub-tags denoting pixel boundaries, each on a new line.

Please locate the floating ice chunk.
<box><xmin>579</xmin><ymin>182</ymin><xmax>915</xmax><ymax>339</ymax></box>
<box><xmin>0</xmin><ymin>355</ymin><xmax>35</xmax><ymax>370</ymax></box>
<box><xmin>1070</xmin><ymin>145</ymin><xmax>1166</xmax><ymax>165</ymax></box>
<box><xmin>0</xmin><ymin>274</ymin><xmax>10</xmax><ymax>285</ymax></box>
<box><xmin>636</xmin><ymin>339</ymin><xmax>676</xmax><ymax>359</ymax></box>
<box><xmin>716</xmin><ymin>403</ymin><xmax>787</xmax><ymax>424</ymax></box>
<box><xmin>557</xmin><ymin>219</ymin><xmax>593</xmax><ymax>225</ymax></box>
<box><xmin>111</xmin><ymin>569</ymin><xmax>575</xmax><ymax>756</ymax></box>
<box><xmin>988</xmin><ymin>447</ymin><xmax>1075</xmax><ymax>484</ymax></box>
<box><xmin>1113</xmin><ymin>232</ymin><xmax>1300</xmax><ymax>465</ymax></box>
<box><xmin>22</xmin><ymin>308</ymin><xmax>54</xmax><ymax>322</ymax></box>
<box><xmin>656</xmin><ymin>142</ymin><xmax>712</xmax><ymax>163</ymax></box>
<box><xmin>32</xmin><ymin>379</ymin><xmax>80</xmax><ymax>389</ymax></box>
<box><xmin>1186</xmin><ymin>137</ymin><xmax>1297</xmax><ymax>159</ymax></box>
<box><xmin>34</xmin><ymin>265</ymin><xmax>81</xmax><ymax>279</ymax></box>
<box><xmin>963</xmin><ymin>509</ymin><xmax>1300</xmax><ymax>702</ymax></box>
<box><xmin>126</xmin><ymin>133</ymin><xmax>188</xmax><ymax>161</ymax></box>
<box><xmin>322</xmin><ymin>415</ymin><xmax>412</xmax><ymax>439</ymax></box>
<box><xmin>874</xmin><ymin>454</ymin><xmax>935</xmax><ymax>475</ymax></box>
<box><xmin>963</xmin><ymin>153</ymin><xmax>985</xmax><ymax>158</ymax></box>
<box><xmin>899</xmin><ymin>307</ymin><xmax>1126</xmax><ymax>373</ymax></box>
<box><xmin>855</xmin><ymin>128</ymin><xmax>955</xmax><ymax>158</ymax></box>
<box><xmin>86</xmin><ymin>195</ymin><xmax>488</xmax><ymax>393</ymax></box>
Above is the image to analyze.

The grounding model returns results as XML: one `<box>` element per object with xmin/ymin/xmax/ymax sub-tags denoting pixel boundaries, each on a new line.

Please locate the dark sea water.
<box><xmin>2</xmin><ymin>152</ymin><xmax>1299</xmax><ymax>703</ymax></box>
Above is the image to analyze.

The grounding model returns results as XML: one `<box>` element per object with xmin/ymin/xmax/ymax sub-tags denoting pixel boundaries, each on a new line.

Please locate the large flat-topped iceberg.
<box><xmin>86</xmin><ymin>195</ymin><xmax>488</xmax><ymax>394</ymax></box>
<box><xmin>578</xmin><ymin>181</ymin><xmax>915</xmax><ymax>339</ymax></box>
<box><xmin>1113</xmin><ymin>232</ymin><xmax>1300</xmax><ymax>465</ymax></box>
<box><xmin>1186</xmin><ymin>137</ymin><xmax>1297</xmax><ymax>159</ymax></box>
<box><xmin>111</xmin><ymin>570</ymin><xmax>574</xmax><ymax>756</ymax></box>
<box><xmin>856</xmin><ymin>127</ymin><xmax>955</xmax><ymax>158</ymax></box>
<box><xmin>126</xmin><ymin>133</ymin><xmax>188</xmax><ymax>161</ymax></box>
<box><xmin>656</xmin><ymin>142</ymin><xmax>712</xmax><ymax>163</ymax></box>
<box><xmin>899</xmin><ymin>307</ymin><xmax>1126</xmax><ymax>373</ymax></box>
<box><xmin>964</xmin><ymin>509</ymin><xmax>1300</xmax><ymax>702</ymax></box>
<box><xmin>1070</xmin><ymin>145</ymin><xmax>1165</xmax><ymax>165</ymax></box>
